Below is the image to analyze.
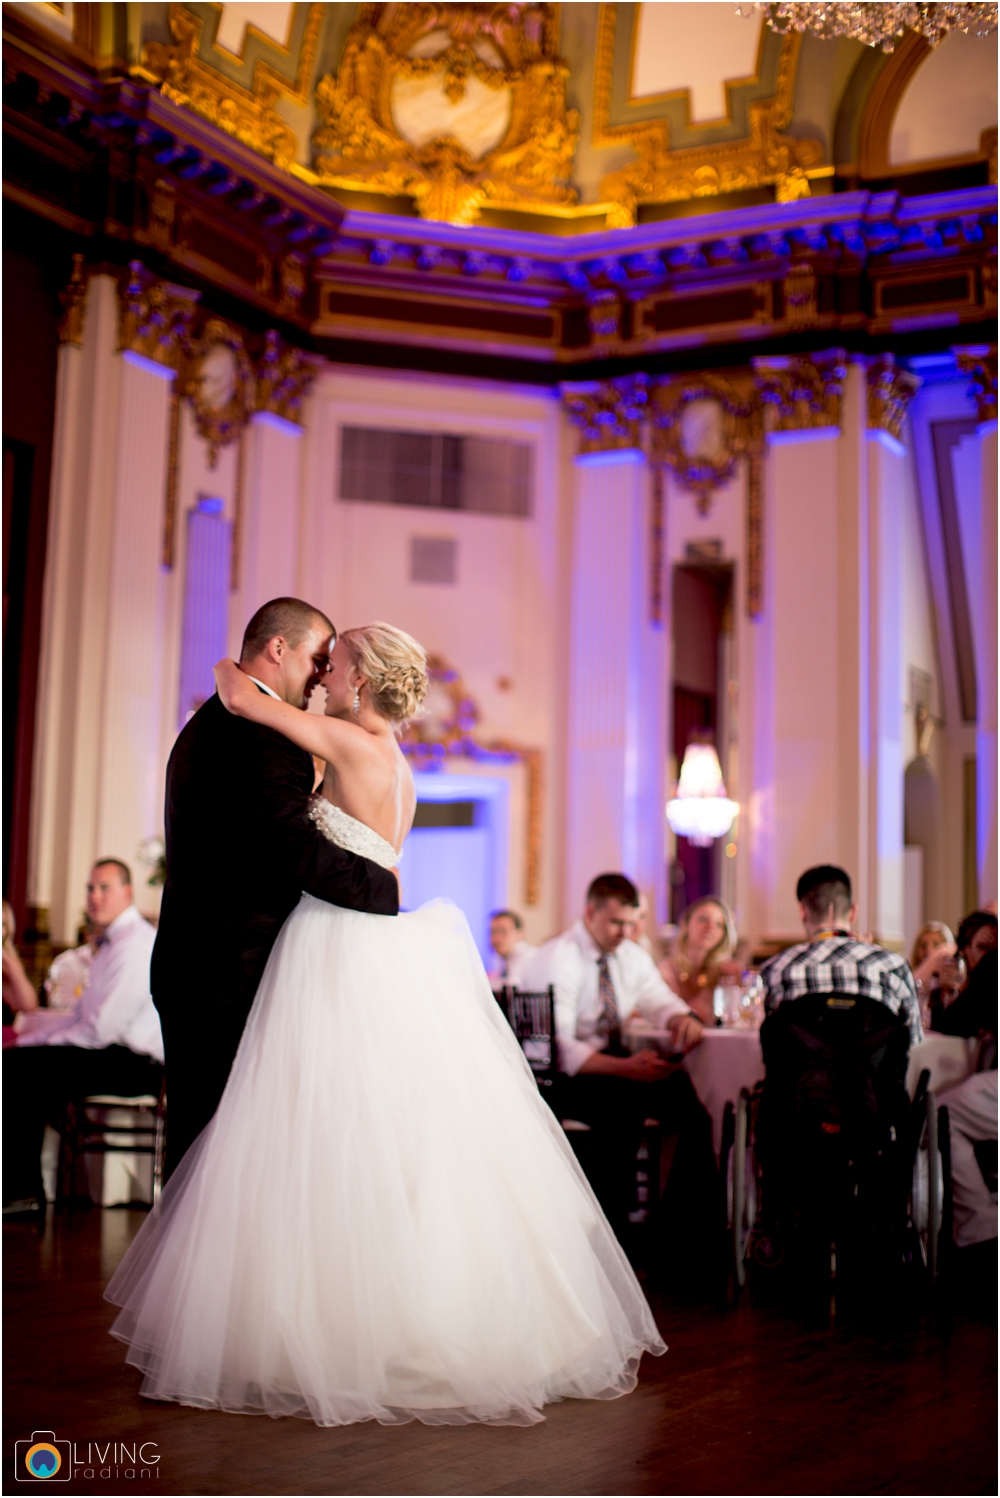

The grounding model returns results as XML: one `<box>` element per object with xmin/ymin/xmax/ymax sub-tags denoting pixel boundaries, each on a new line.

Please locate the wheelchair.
<box><xmin>721</xmin><ymin>994</ymin><xmax>950</xmax><ymax>1307</ymax></box>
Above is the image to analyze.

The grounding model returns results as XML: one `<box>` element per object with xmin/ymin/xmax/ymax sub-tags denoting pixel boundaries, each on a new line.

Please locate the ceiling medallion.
<box><xmin>745</xmin><ymin>2</ymin><xmax>998</xmax><ymax>51</ymax></box>
<box><xmin>311</xmin><ymin>3</ymin><xmax>580</xmax><ymax>225</ymax></box>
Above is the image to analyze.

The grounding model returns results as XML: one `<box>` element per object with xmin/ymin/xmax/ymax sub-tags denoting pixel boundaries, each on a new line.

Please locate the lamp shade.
<box><xmin>666</xmin><ymin>741</ymin><xmax>739</xmax><ymax>847</ymax></box>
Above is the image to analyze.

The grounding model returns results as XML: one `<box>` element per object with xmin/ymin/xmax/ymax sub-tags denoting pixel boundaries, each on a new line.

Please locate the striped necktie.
<box><xmin>596</xmin><ymin>953</ymin><xmax>625</xmax><ymax>1055</ymax></box>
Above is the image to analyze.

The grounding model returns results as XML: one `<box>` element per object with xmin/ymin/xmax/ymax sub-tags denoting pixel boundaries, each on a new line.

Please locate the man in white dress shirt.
<box><xmin>488</xmin><ymin>909</ymin><xmax>536</xmax><ymax>992</ymax></box>
<box><xmin>3</xmin><ymin>860</ymin><xmax>163</xmax><ymax>1214</ymax></box>
<box><xmin>522</xmin><ymin>872</ymin><xmax>717</xmax><ymax>1260</ymax></box>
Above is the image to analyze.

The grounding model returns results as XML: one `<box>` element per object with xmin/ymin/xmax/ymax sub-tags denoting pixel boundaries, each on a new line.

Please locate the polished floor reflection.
<box><xmin>3</xmin><ymin>1208</ymin><xmax>996</xmax><ymax>1496</ymax></box>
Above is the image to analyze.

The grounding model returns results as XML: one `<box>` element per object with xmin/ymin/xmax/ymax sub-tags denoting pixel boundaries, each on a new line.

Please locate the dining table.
<box><xmin>626</xmin><ymin>1023</ymin><xmax>765</xmax><ymax>1158</ymax></box>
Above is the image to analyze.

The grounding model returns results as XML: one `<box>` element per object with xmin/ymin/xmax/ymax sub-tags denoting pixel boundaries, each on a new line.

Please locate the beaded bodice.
<box><xmin>307</xmin><ymin>797</ymin><xmax>399</xmax><ymax>869</ymax></box>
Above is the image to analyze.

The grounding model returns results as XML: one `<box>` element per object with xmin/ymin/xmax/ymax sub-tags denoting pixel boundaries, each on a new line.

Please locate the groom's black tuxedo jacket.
<box><xmin>152</xmin><ymin>691</ymin><xmax>399</xmax><ymax>1172</ymax></box>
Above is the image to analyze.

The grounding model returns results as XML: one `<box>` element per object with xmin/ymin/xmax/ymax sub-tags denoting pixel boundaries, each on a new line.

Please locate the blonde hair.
<box><xmin>677</xmin><ymin>896</ymin><xmax>737</xmax><ymax>982</ymax></box>
<box><xmin>340</xmin><ymin>622</ymin><xmax>428</xmax><ymax>724</ymax></box>
<box><xmin>910</xmin><ymin>920</ymin><xmax>954</xmax><ymax>970</ymax></box>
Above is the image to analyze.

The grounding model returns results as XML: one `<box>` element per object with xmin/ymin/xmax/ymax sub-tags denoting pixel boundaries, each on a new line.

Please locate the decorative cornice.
<box><xmin>255</xmin><ymin>330</ymin><xmax>320</xmax><ymax>424</ymax></box>
<box><xmin>57</xmin><ymin>252</ymin><xmax>89</xmax><ymax>346</ymax></box>
<box><xmin>118</xmin><ymin>260</ymin><xmax>201</xmax><ymax>370</ymax></box>
<box><xmin>952</xmin><ymin>343</ymin><xmax>998</xmax><ymax>424</ymax></box>
<box><xmin>752</xmin><ymin>349</ymin><xmax>848</xmax><ymax>432</ymax></box>
<box><xmin>866</xmin><ymin>353</ymin><xmax>921</xmax><ymax>441</ymax></box>
<box><xmin>560</xmin><ymin>375</ymin><xmax>650</xmax><ymax>453</ymax></box>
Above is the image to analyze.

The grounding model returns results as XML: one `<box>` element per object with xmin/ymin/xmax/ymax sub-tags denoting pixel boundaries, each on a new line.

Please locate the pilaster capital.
<box><xmin>751</xmin><ymin>348</ymin><xmax>847</xmax><ymax>433</ymax></box>
<box><xmin>57</xmin><ymin>253</ymin><xmax>89</xmax><ymax>346</ymax></box>
<box><xmin>255</xmin><ymin>331</ymin><xmax>320</xmax><ymax>424</ymax></box>
<box><xmin>117</xmin><ymin>261</ymin><xmax>200</xmax><ymax>372</ymax></box>
<box><xmin>952</xmin><ymin>343</ymin><xmax>998</xmax><ymax>425</ymax></box>
<box><xmin>866</xmin><ymin>354</ymin><xmax>921</xmax><ymax>441</ymax></box>
<box><xmin>560</xmin><ymin>375</ymin><xmax>649</xmax><ymax>455</ymax></box>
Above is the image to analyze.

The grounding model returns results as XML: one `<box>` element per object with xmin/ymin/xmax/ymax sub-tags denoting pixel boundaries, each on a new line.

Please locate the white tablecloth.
<box><xmin>628</xmin><ymin>1026</ymin><xmax>765</xmax><ymax>1158</ymax></box>
<box><xmin>906</xmin><ymin>1034</ymin><xmax>977</xmax><ymax>1099</ymax></box>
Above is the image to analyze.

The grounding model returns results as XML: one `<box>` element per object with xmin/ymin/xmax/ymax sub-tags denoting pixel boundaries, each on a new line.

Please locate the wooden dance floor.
<box><xmin>4</xmin><ymin>1208</ymin><xmax>996</xmax><ymax>1496</ymax></box>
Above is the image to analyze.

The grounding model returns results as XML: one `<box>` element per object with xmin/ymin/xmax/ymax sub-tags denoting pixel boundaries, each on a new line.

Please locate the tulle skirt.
<box><xmin>106</xmin><ymin>896</ymin><xmax>665</xmax><ymax>1426</ymax></box>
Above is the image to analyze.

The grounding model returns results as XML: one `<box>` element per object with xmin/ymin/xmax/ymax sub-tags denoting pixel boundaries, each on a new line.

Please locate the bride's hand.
<box><xmin>213</xmin><ymin>659</ymin><xmax>249</xmax><ymax>713</ymax></box>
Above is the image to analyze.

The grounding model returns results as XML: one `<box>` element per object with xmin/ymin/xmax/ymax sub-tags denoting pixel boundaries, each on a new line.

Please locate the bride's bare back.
<box><xmin>214</xmin><ymin>659</ymin><xmax>416</xmax><ymax>856</ymax></box>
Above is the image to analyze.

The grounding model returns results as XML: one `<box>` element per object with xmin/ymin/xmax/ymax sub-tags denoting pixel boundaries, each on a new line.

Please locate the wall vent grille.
<box><xmin>339</xmin><ymin>427</ymin><xmax>532</xmax><ymax>516</ymax></box>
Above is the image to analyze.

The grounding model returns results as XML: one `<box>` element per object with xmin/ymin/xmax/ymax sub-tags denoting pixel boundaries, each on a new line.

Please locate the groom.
<box><xmin>153</xmin><ymin>597</ymin><xmax>400</xmax><ymax>1176</ymax></box>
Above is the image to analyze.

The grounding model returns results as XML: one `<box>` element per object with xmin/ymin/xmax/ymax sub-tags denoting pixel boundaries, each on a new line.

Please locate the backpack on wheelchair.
<box><xmin>725</xmin><ymin>993</ymin><xmax>936</xmax><ymax>1317</ymax></box>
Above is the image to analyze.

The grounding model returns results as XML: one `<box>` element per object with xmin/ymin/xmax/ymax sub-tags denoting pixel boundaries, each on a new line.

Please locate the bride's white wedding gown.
<box><xmin>106</xmin><ymin>799</ymin><xmax>665</xmax><ymax>1427</ymax></box>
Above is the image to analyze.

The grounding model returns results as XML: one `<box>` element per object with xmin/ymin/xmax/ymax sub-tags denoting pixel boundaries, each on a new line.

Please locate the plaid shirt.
<box><xmin>760</xmin><ymin>931</ymin><xmax>922</xmax><ymax>1048</ymax></box>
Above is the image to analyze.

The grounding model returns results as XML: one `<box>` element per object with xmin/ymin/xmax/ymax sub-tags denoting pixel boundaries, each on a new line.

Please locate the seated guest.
<box><xmin>3</xmin><ymin>859</ymin><xmax>163</xmax><ymax>1217</ymax></box>
<box><xmin>933</xmin><ymin>948</ymin><xmax>997</xmax><ymax>1256</ymax></box>
<box><xmin>488</xmin><ymin>909</ymin><xmax>536</xmax><ymax>991</ymax></box>
<box><xmin>658</xmin><ymin>896</ymin><xmax>741</xmax><ymax>1025</ymax></box>
<box><xmin>760</xmin><ymin>865</ymin><xmax>922</xmax><ymax>1048</ymax></box>
<box><xmin>625</xmin><ymin>892</ymin><xmax>654</xmax><ymax>956</ymax></box>
<box><xmin>957</xmin><ymin>910</ymin><xmax>998</xmax><ymax>976</ymax></box>
<box><xmin>522</xmin><ymin>873</ymin><xmax>715</xmax><ymax>1263</ymax></box>
<box><xmin>2</xmin><ymin>900</ymin><xmax>38</xmax><ymax>1025</ymax></box>
<box><xmin>911</xmin><ymin>921</ymin><xmax>956</xmax><ymax>975</ymax></box>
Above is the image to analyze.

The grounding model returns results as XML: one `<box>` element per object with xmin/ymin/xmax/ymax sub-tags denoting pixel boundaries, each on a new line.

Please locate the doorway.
<box><xmin>670</xmin><ymin>561</ymin><xmax>734</xmax><ymax>923</ymax></box>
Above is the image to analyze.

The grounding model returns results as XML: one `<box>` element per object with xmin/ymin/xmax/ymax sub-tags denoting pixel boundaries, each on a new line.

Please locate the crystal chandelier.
<box><xmin>740</xmin><ymin>3</ymin><xmax>998</xmax><ymax>51</ymax></box>
<box><xmin>666</xmin><ymin>742</ymin><xmax>739</xmax><ymax>848</ymax></box>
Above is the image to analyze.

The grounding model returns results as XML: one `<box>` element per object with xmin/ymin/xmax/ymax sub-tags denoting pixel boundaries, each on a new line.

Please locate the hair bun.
<box><xmin>340</xmin><ymin>623</ymin><xmax>428</xmax><ymax>724</ymax></box>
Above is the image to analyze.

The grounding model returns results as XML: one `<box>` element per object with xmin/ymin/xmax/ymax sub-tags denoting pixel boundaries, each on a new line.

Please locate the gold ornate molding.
<box><xmin>138</xmin><ymin>3</ymin><xmax>323</xmax><ymax>171</ymax></box>
<box><xmin>118</xmin><ymin>260</ymin><xmax>201</xmax><ymax>370</ymax></box>
<box><xmin>57</xmin><ymin>253</ymin><xmax>89</xmax><ymax>346</ymax></box>
<box><xmin>312</xmin><ymin>3</ymin><xmax>579</xmax><ymax>225</ymax></box>
<box><xmin>649</xmin><ymin>373</ymin><xmax>755</xmax><ymax>513</ymax></box>
<box><xmin>561</xmin><ymin>374</ymin><xmax>649</xmax><ymax>453</ymax></box>
<box><xmin>595</xmin><ymin>10</ymin><xmax>824</xmax><ymax>227</ymax></box>
<box><xmin>866</xmin><ymin>354</ymin><xmax>921</xmax><ymax>441</ymax></box>
<box><xmin>752</xmin><ymin>349</ymin><xmax>847</xmax><ymax>432</ymax></box>
<box><xmin>182</xmin><ymin>317</ymin><xmax>255</xmax><ymax>465</ymax></box>
<box><xmin>255</xmin><ymin>330</ymin><xmax>319</xmax><ymax>423</ymax></box>
<box><xmin>953</xmin><ymin>343</ymin><xmax>998</xmax><ymax>424</ymax></box>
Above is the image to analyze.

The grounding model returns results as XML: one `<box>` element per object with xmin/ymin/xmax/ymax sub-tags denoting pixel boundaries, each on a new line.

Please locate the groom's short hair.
<box><xmin>240</xmin><ymin>598</ymin><xmax>335</xmax><ymax>661</ymax></box>
<box><xmin>586</xmin><ymin>873</ymin><xmax>639</xmax><ymax>909</ymax></box>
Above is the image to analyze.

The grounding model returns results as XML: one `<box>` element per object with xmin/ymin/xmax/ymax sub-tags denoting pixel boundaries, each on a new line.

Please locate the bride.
<box><xmin>106</xmin><ymin>622</ymin><xmax>665</xmax><ymax>1427</ymax></box>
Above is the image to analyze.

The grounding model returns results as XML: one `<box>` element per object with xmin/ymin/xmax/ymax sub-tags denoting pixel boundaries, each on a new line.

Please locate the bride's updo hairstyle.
<box><xmin>340</xmin><ymin>622</ymin><xmax>429</xmax><ymax>725</ymax></box>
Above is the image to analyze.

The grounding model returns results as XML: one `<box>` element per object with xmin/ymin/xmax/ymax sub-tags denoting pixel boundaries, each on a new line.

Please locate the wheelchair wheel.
<box><xmin>912</xmin><ymin>1089</ymin><xmax>945</xmax><ymax>1280</ymax></box>
<box><xmin>730</xmin><ymin>1088</ymin><xmax>756</xmax><ymax>1288</ymax></box>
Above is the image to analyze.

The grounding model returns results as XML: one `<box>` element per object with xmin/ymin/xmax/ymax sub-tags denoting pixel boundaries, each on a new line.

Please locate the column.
<box><xmin>234</xmin><ymin>411</ymin><xmax>304</xmax><ymax>618</ymax></box>
<box><xmin>954</xmin><ymin>347</ymin><xmax>998</xmax><ymax>907</ymax></box>
<box><xmin>561</xmin><ymin>380</ymin><xmax>667</xmax><ymax>924</ymax></box>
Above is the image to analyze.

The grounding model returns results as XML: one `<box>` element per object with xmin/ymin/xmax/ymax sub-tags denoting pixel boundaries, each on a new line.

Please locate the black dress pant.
<box><xmin>3</xmin><ymin>1044</ymin><xmax>163</xmax><ymax>1204</ymax></box>
<box><xmin>156</xmin><ymin>1001</ymin><xmax>248</xmax><ymax>1179</ymax></box>
<box><xmin>554</xmin><ymin>1066</ymin><xmax>719</xmax><ymax>1260</ymax></box>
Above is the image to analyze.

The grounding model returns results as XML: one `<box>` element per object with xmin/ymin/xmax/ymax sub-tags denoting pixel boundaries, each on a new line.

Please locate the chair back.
<box><xmin>498</xmin><ymin>985</ymin><xmax>558</xmax><ymax>1090</ymax></box>
<box><xmin>759</xmin><ymin>992</ymin><xmax>911</xmax><ymax>1157</ymax></box>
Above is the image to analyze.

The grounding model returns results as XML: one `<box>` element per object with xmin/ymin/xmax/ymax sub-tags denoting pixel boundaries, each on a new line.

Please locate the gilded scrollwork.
<box><xmin>139</xmin><ymin>4</ymin><xmax>323</xmax><ymax>171</ymax></box>
<box><xmin>117</xmin><ymin>260</ymin><xmax>201</xmax><ymax>369</ymax></box>
<box><xmin>952</xmin><ymin>343</ymin><xmax>998</xmax><ymax>424</ymax></box>
<box><xmin>255</xmin><ymin>330</ymin><xmax>320</xmax><ymax>423</ymax></box>
<box><xmin>649</xmin><ymin>373</ymin><xmax>755</xmax><ymax>514</ymax></box>
<box><xmin>560</xmin><ymin>374</ymin><xmax>649</xmax><ymax>453</ymax></box>
<box><xmin>182</xmin><ymin>317</ymin><xmax>255</xmax><ymax>465</ymax></box>
<box><xmin>312</xmin><ymin>3</ymin><xmax>580</xmax><ymax>225</ymax></box>
<box><xmin>866</xmin><ymin>354</ymin><xmax>921</xmax><ymax>441</ymax></box>
<box><xmin>595</xmin><ymin>8</ymin><xmax>824</xmax><ymax>228</ymax></box>
<box><xmin>752</xmin><ymin>349</ymin><xmax>847</xmax><ymax>432</ymax></box>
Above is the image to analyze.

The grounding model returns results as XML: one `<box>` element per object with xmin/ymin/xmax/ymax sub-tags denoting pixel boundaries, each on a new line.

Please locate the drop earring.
<box><xmin>352</xmin><ymin>690</ymin><xmax>361</xmax><ymax>715</ymax></box>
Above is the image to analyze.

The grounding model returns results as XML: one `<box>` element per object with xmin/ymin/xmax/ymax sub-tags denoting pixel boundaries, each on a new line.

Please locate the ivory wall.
<box><xmin>27</xmin><ymin>272</ymin><xmax>992</xmax><ymax>953</ymax></box>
